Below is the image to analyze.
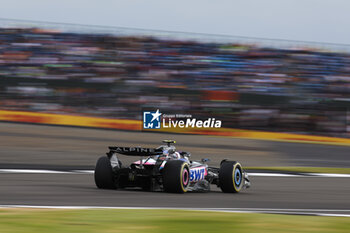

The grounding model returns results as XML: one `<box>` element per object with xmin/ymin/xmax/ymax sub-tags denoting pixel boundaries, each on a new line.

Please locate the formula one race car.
<box><xmin>94</xmin><ymin>140</ymin><xmax>250</xmax><ymax>193</ymax></box>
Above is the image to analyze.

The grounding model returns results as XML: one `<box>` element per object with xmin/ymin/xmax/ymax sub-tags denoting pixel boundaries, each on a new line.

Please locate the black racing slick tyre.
<box><xmin>162</xmin><ymin>160</ymin><xmax>190</xmax><ymax>193</ymax></box>
<box><xmin>94</xmin><ymin>156</ymin><xmax>116</xmax><ymax>189</ymax></box>
<box><xmin>219</xmin><ymin>161</ymin><xmax>243</xmax><ymax>193</ymax></box>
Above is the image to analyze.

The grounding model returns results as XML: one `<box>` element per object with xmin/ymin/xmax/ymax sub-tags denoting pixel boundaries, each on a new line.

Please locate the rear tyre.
<box><xmin>94</xmin><ymin>156</ymin><xmax>116</xmax><ymax>189</ymax></box>
<box><xmin>219</xmin><ymin>161</ymin><xmax>243</xmax><ymax>193</ymax></box>
<box><xmin>162</xmin><ymin>160</ymin><xmax>190</xmax><ymax>193</ymax></box>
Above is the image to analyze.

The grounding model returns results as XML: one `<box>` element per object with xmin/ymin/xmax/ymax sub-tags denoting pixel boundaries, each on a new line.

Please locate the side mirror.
<box><xmin>201</xmin><ymin>158</ymin><xmax>210</xmax><ymax>163</ymax></box>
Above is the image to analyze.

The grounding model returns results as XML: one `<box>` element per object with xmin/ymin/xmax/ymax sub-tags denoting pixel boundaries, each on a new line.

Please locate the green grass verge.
<box><xmin>246</xmin><ymin>167</ymin><xmax>350</xmax><ymax>174</ymax></box>
<box><xmin>0</xmin><ymin>209</ymin><xmax>349</xmax><ymax>233</ymax></box>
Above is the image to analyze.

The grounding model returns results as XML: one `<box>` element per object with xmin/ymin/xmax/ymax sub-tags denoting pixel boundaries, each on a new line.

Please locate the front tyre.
<box><xmin>94</xmin><ymin>156</ymin><xmax>116</xmax><ymax>189</ymax></box>
<box><xmin>219</xmin><ymin>161</ymin><xmax>243</xmax><ymax>193</ymax></box>
<box><xmin>162</xmin><ymin>160</ymin><xmax>190</xmax><ymax>193</ymax></box>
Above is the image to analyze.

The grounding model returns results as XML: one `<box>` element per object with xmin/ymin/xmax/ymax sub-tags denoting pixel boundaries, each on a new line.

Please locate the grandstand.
<box><xmin>0</xmin><ymin>18</ymin><xmax>349</xmax><ymax>136</ymax></box>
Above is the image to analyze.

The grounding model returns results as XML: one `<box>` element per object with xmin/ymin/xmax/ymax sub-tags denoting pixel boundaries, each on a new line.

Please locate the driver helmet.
<box><xmin>163</xmin><ymin>146</ymin><xmax>181</xmax><ymax>160</ymax></box>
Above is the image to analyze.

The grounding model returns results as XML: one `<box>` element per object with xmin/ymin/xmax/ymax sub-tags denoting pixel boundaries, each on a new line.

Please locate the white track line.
<box><xmin>309</xmin><ymin>173</ymin><xmax>350</xmax><ymax>178</ymax></box>
<box><xmin>0</xmin><ymin>169</ymin><xmax>349</xmax><ymax>177</ymax></box>
<box><xmin>248</xmin><ymin>173</ymin><xmax>302</xmax><ymax>177</ymax></box>
<box><xmin>71</xmin><ymin>170</ymin><xmax>94</xmax><ymax>174</ymax></box>
<box><xmin>0</xmin><ymin>205</ymin><xmax>349</xmax><ymax>217</ymax></box>
<box><xmin>0</xmin><ymin>169</ymin><xmax>71</xmax><ymax>174</ymax></box>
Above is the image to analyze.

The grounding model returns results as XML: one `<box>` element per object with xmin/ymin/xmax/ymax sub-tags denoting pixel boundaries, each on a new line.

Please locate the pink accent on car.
<box><xmin>133</xmin><ymin>159</ymin><xmax>156</xmax><ymax>165</ymax></box>
<box><xmin>183</xmin><ymin>169</ymin><xmax>189</xmax><ymax>186</ymax></box>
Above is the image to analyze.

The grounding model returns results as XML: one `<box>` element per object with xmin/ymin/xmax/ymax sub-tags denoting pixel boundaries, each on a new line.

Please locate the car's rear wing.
<box><xmin>107</xmin><ymin>146</ymin><xmax>163</xmax><ymax>157</ymax></box>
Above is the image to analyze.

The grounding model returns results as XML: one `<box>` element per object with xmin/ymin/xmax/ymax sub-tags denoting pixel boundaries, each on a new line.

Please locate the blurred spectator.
<box><xmin>0</xmin><ymin>27</ymin><xmax>349</xmax><ymax>136</ymax></box>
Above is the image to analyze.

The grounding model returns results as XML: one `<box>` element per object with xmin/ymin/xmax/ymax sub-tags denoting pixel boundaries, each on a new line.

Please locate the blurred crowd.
<box><xmin>0</xmin><ymin>28</ymin><xmax>349</xmax><ymax>136</ymax></box>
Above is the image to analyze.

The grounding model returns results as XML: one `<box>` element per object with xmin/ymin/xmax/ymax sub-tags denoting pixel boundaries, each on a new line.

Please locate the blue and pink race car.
<box><xmin>94</xmin><ymin>140</ymin><xmax>250</xmax><ymax>193</ymax></box>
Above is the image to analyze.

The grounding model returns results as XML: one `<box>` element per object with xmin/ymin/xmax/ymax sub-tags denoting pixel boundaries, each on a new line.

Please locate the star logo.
<box><xmin>150</xmin><ymin>109</ymin><xmax>162</xmax><ymax>122</ymax></box>
<box><xmin>143</xmin><ymin>109</ymin><xmax>162</xmax><ymax>129</ymax></box>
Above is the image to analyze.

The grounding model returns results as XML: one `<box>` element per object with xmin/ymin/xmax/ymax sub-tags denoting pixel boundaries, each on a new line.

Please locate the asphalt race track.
<box><xmin>0</xmin><ymin>122</ymin><xmax>349</xmax><ymax>215</ymax></box>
